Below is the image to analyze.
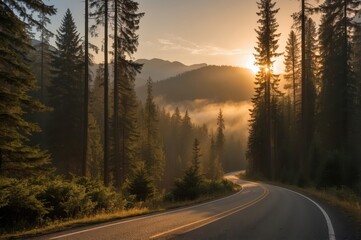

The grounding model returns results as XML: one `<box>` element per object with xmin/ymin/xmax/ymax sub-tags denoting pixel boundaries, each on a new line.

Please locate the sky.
<box><xmin>45</xmin><ymin>0</ymin><xmax>319</xmax><ymax>73</ymax></box>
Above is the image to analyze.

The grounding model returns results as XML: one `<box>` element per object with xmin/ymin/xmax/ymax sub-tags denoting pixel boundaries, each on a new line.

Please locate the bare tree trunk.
<box><xmin>343</xmin><ymin>1</ymin><xmax>349</xmax><ymax>146</ymax></box>
<box><xmin>104</xmin><ymin>0</ymin><xmax>110</xmax><ymax>186</ymax></box>
<box><xmin>114</xmin><ymin>0</ymin><xmax>121</xmax><ymax>189</ymax></box>
<box><xmin>82</xmin><ymin>0</ymin><xmax>89</xmax><ymax>177</ymax></box>
<box><xmin>300</xmin><ymin>0</ymin><xmax>306</xmax><ymax>175</ymax></box>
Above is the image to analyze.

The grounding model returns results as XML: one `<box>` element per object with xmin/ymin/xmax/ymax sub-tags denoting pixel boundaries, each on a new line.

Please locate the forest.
<box><xmin>0</xmin><ymin>0</ymin><xmax>233</xmax><ymax>234</ymax></box>
<box><xmin>247</xmin><ymin>0</ymin><xmax>361</xmax><ymax>190</ymax></box>
<box><xmin>1</xmin><ymin>0</ymin><xmax>361</xmax><ymax>236</ymax></box>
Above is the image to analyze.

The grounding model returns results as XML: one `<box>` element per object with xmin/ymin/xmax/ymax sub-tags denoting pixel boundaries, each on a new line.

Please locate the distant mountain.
<box><xmin>31</xmin><ymin>39</ymin><xmax>57</xmax><ymax>52</ymax></box>
<box><xmin>135</xmin><ymin>58</ymin><xmax>207</xmax><ymax>87</ymax></box>
<box><xmin>136</xmin><ymin>65</ymin><xmax>255</xmax><ymax>103</ymax></box>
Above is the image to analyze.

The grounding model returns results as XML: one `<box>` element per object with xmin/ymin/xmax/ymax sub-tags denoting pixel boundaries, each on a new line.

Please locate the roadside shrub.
<box><xmin>0</xmin><ymin>178</ymin><xmax>47</xmax><ymax>231</ymax></box>
<box><xmin>38</xmin><ymin>177</ymin><xmax>95</xmax><ymax>219</ymax></box>
<box><xmin>202</xmin><ymin>179</ymin><xmax>234</xmax><ymax>195</ymax></box>
<box><xmin>75</xmin><ymin>177</ymin><xmax>124</xmax><ymax>213</ymax></box>
<box><xmin>0</xmin><ymin>176</ymin><xmax>124</xmax><ymax>233</ymax></box>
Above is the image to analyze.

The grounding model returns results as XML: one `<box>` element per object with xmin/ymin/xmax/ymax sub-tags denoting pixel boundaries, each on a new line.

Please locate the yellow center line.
<box><xmin>150</xmin><ymin>184</ymin><xmax>269</xmax><ymax>239</ymax></box>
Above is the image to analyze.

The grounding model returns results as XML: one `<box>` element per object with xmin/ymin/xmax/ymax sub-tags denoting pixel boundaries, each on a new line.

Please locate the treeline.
<box><xmin>247</xmin><ymin>0</ymin><xmax>361</xmax><ymax>192</ymax></box>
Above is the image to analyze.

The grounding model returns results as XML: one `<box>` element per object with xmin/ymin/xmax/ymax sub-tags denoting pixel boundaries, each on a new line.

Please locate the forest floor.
<box><xmin>2</xmin><ymin>185</ymin><xmax>239</xmax><ymax>240</ymax></box>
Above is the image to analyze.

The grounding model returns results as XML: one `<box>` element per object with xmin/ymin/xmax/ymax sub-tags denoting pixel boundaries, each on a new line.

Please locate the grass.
<box><xmin>1</xmin><ymin>183</ymin><xmax>239</xmax><ymax>240</ymax></box>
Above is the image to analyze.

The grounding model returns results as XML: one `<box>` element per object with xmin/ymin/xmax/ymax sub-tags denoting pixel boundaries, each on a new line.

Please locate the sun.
<box><xmin>244</xmin><ymin>57</ymin><xmax>259</xmax><ymax>74</ymax></box>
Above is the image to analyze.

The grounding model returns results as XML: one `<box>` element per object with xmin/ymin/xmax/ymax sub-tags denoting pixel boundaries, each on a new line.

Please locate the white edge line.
<box><xmin>49</xmin><ymin>178</ymin><xmax>244</xmax><ymax>239</ymax></box>
<box><xmin>282</xmin><ymin>187</ymin><xmax>336</xmax><ymax>240</ymax></box>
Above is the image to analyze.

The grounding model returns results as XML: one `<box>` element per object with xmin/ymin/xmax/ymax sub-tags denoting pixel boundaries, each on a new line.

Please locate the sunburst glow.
<box><xmin>245</xmin><ymin>57</ymin><xmax>259</xmax><ymax>74</ymax></box>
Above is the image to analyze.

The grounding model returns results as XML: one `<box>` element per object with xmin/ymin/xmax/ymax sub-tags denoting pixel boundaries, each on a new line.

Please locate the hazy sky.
<box><xmin>45</xmin><ymin>0</ymin><xmax>319</xmax><ymax>72</ymax></box>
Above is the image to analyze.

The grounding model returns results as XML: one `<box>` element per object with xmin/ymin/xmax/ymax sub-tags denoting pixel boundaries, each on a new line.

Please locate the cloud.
<box><xmin>157</xmin><ymin>34</ymin><xmax>246</xmax><ymax>57</ymax></box>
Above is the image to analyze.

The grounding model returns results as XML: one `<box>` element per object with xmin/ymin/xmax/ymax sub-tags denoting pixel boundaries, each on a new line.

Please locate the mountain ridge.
<box><xmin>136</xmin><ymin>65</ymin><xmax>255</xmax><ymax>103</ymax></box>
<box><xmin>135</xmin><ymin>58</ymin><xmax>207</xmax><ymax>87</ymax></box>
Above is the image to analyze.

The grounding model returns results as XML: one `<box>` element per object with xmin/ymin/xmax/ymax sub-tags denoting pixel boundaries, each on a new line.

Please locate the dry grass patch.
<box><xmin>1</xmin><ymin>208</ymin><xmax>149</xmax><ymax>240</ymax></box>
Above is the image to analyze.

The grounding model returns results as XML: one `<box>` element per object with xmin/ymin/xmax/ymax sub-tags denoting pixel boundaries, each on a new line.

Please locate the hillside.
<box><xmin>135</xmin><ymin>58</ymin><xmax>207</xmax><ymax>87</ymax></box>
<box><xmin>136</xmin><ymin>65</ymin><xmax>255</xmax><ymax>103</ymax></box>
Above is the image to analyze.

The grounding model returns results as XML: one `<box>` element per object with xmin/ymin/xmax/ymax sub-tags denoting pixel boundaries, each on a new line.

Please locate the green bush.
<box><xmin>75</xmin><ymin>177</ymin><xmax>123</xmax><ymax>212</ymax></box>
<box><xmin>38</xmin><ymin>177</ymin><xmax>95</xmax><ymax>219</ymax></box>
<box><xmin>202</xmin><ymin>179</ymin><xmax>234</xmax><ymax>195</ymax></box>
<box><xmin>0</xmin><ymin>178</ymin><xmax>47</xmax><ymax>231</ymax></box>
<box><xmin>0</xmin><ymin>176</ymin><xmax>124</xmax><ymax>233</ymax></box>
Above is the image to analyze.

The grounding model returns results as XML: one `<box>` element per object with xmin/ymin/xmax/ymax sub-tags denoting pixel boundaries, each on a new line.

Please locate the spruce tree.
<box><xmin>127</xmin><ymin>161</ymin><xmax>154</xmax><ymax>201</ymax></box>
<box><xmin>0</xmin><ymin>1</ymin><xmax>55</xmax><ymax>178</ymax></box>
<box><xmin>28</xmin><ymin>13</ymin><xmax>54</xmax><ymax>150</ymax></box>
<box><xmin>89</xmin><ymin>0</ymin><xmax>110</xmax><ymax>186</ymax></box>
<box><xmin>317</xmin><ymin>0</ymin><xmax>361</xmax><ymax>187</ymax></box>
<box><xmin>140</xmin><ymin>77</ymin><xmax>165</xmax><ymax>183</ymax></box>
<box><xmin>87</xmin><ymin>113</ymin><xmax>104</xmax><ymax>180</ymax></box>
<box><xmin>180</xmin><ymin>110</ymin><xmax>193</xmax><ymax>168</ymax></box>
<box><xmin>37</xmin><ymin>8</ymin><xmax>54</xmax><ymax>103</ymax></box>
<box><xmin>283</xmin><ymin>30</ymin><xmax>301</xmax><ymax>121</ymax></box>
<box><xmin>83</xmin><ymin>0</ymin><xmax>90</xmax><ymax>177</ymax></box>
<box><xmin>192</xmin><ymin>138</ymin><xmax>202</xmax><ymax>174</ymax></box>
<box><xmin>247</xmin><ymin>0</ymin><xmax>281</xmax><ymax>179</ymax></box>
<box><xmin>48</xmin><ymin>9</ymin><xmax>85</xmax><ymax>175</ymax></box>
<box><xmin>87</xmin><ymin>77</ymin><xmax>104</xmax><ymax>180</ymax></box>
<box><xmin>303</xmin><ymin>17</ymin><xmax>318</xmax><ymax>152</ymax></box>
<box><xmin>112</xmin><ymin>0</ymin><xmax>144</xmax><ymax>188</ymax></box>
<box><xmin>206</xmin><ymin>135</ymin><xmax>223</xmax><ymax>180</ymax></box>
<box><xmin>318</xmin><ymin>0</ymin><xmax>360</xmax><ymax>149</ymax></box>
<box><xmin>216</xmin><ymin>109</ymin><xmax>225</xmax><ymax>162</ymax></box>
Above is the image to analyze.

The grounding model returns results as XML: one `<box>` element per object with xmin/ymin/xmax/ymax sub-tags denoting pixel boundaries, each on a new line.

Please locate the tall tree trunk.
<box><xmin>83</xmin><ymin>0</ymin><xmax>89</xmax><ymax>177</ymax></box>
<box><xmin>104</xmin><ymin>0</ymin><xmax>110</xmax><ymax>186</ymax></box>
<box><xmin>300</xmin><ymin>0</ymin><xmax>306</xmax><ymax>175</ymax></box>
<box><xmin>265</xmin><ymin>1</ymin><xmax>272</xmax><ymax>180</ymax></box>
<box><xmin>292</xmin><ymin>43</ymin><xmax>296</xmax><ymax>121</ymax></box>
<box><xmin>40</xmin><ymin>28</ymin><xmax>44</xmax><ymax>103</ymax></box>
<box><xmin>114</xmin><ymin>0</ymin><xmax>121</xmax><ymax>188</ymax></box>
<box><xmin>343</xmin><ymin>0</ymin><xmax>348</xmax><ymax>146</ymax></box>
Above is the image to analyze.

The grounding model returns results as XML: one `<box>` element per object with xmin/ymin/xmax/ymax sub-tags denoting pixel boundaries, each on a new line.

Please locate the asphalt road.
<box><xmin>35</xmin><ymin>172</ymin><xmax>359</xmax><ymax>240</ymax></box>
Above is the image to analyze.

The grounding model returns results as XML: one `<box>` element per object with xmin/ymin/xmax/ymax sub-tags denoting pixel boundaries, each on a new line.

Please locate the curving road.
<box><xmin>35</xmin><ymin>172</ymin><xmax>352</xmax><ymax>240</ymax></box>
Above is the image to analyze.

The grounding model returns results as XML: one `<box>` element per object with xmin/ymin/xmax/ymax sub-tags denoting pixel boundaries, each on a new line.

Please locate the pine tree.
<box><xmin>140</xmin><ymin>77</ymin><xmax>165</xmax><ymax>183</ymax></box>
<box><xmin>28</xmin><ymin>13</ymin><xmax>54</xmax><ymax>150</ymax></box>
<box><xmin>48</xmin><ymin>9</ymin><xmax>85</xmax><ymax>175</ymax></box>
<box><xmin>303</xmin><ymin>17</ymin><xmax>318</xmax><ymax>149</ymax></box>
<box><xmin>112</xmin><ymin>0</ymin><xmax>144</xmax><ymax>188</ymax></box>
<box><xmin>283</xmin><ymin>30</ymin><xmax>301</xmax><ymax>121</ymax></box>
<box><xmin>89</xmin><ymin>0</ymin><xmax>111</xmax><ymax>186</ymax></box>
<box><xmin>127</xmin><ymin>161</ymin><xmax>154</xmax><ymax>201</ymax></box>
<box><xmin>318</xmin><ymin>0</ymin><xmax>360</xmax><ymax>148</ymax></box>
<box><xmin>180</xmin><ymin>110</ymin><xmax>193</xmax><ymax>168</ymax></box>
<box><xmin>192</xmin><ymin>138</ymin><xmax>202</xmax><ymax>174</ymax></box>
<box><xmin>247</xmin><ymin>0</ymin><xmax>281</xmax><ymax>179</ymax></box>
<box><xmin>173</xmin><ymin>138</ymin><xmax>203</xmax><ymax>200</ymax></box>
<box><xmin>36</xmin><ymin>9</ymin><xmax>54</xmax><ymax>105</ymax></box>
<box><xmin>83</xmin><ymin>0</ymin><xmax>90</xmax><ymax>177</ymax></box>
<box><xmin>317</xmin><ymin>0</ymin><xmax>361</xmax><ymax>187</ymax></box>
<box><xmin>216</xmin><ymin>109</ymin><xmax>225</xmax><ymax>162</ymax></box>
<box><xmin>0</xmin><ymin>1</ymin><xmax>55</xmax><ymax>178</ymax></box>
<box><xmin>87</xmin><ymin>72</ymin><xmax>104</xmax><ymax>180</ymax></box>
<box><xmin>87</xmin><ymin>113</ymin><xmax>104</xmax><ymax>180</ymax></box>
<box><xmin>353</xmin><ymin>19</ymin><xmax>361</xmax><ymax>180</ymax></box>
